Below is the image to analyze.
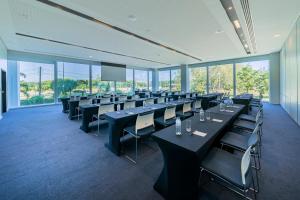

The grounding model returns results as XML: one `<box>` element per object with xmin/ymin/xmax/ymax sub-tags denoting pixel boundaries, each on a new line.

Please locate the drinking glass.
<box><xmin>206</xmin><ymin>111</ymin><xmax>211</xmax><ymax>121</ymax></box>
<box><xmin>186</xmin><ymin>119</ymin><xmax>192</xmax><ymax>132</ymax></box>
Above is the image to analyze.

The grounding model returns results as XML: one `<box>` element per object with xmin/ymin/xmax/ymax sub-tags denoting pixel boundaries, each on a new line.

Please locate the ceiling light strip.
<box><xmin>36</xmin><ymin>0</ymin><xmax>202</xmax><ymax>61</ymax></box>
<box><xmin>16</xmin><ymin>33</ymin><xmax>170</xmax><ymax>65</ymax></box>
<box><xmin>241</xmin><ymin>0</ymin><xmax>257</xmax><ymax>53</ymax></box>
<box><xmin>220</xmin><ymin>0</ymin><xmax>251</xmax><ymax>54</ymax></box>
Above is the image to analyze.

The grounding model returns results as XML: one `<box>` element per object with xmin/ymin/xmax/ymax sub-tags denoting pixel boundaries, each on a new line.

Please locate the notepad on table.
<box><xmin>224</xmin><ymin>110</ymin><xmax>234</xmax><ymax>113</ymax></box>
<box><xmin>227</xmin><ymin>105</ymin><xmax>240</xmax><ymax>108</ymax></box>
<box><xmin>193</xmin><ymin>131</ymin><xmax>207</xmax><ymax>137</ymax></box>
<box><xmin>126</xmin><ymin>111</ymin><xmax>134</xmax><ymax>115</ymax></box>
<box><xmin>212</xmin><ymin>118</ymin><xmax>223</xmax><ymax>123</ymax></box>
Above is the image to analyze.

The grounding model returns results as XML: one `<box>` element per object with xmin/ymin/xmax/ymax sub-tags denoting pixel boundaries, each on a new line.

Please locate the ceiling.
<box><xmin>0</xmin><ymin>0</ymin><xmax>299</xmax><ymax>68</ymax></box>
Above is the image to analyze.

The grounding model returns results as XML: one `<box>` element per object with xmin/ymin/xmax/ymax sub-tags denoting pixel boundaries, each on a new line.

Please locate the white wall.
<box><xmin>0</xmin><ymin>38</ymin><xmax>8</xmax><ymax>119</ymax></box>
<box><xmin>280</xmin><ymin>16</ymin><xmax>300</xmax><ymax>125</ymax></box>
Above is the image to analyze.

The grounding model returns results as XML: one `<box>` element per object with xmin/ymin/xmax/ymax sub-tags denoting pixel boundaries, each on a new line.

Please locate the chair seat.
<box><xmin>201</xmin><ymin>148</ymin><xmax>251</xmax><ymax>189</ymax></box>
<box><xmin>192</xmin><ymin>108</ymin><xmax>201</xmax><ymax>113</ymax></box>
<box><xmin>92</xmin><ymin>114</ymin><xmax>106</xmax><ymax>120</ymax></box>
<box><xmin>234</xmin><ymin>119</ymin><xmax>256</xmax><ymax>131</ymax></box>
<box><xmin>155</xmin><ymin>117</ymin><xmax>176</xmax><ymax>127</ymax></box>
<box><xmin>124</xmin><ymin>125</ymin><xmax>155</xmax><ymax>138</ymax></box>
<box><xmin>176</xmin><ymin>111</ymin><xmax>193</xmax><ymax>119</ymax></box>
<box><xmin>238</xmin><ymin>114</ymin><xmax>256</xmax><ymax>123</ymax></box>
<box><xmin>220</xmin><ymin>131</ymin><xmax>249</xmax><ymax>151</ymax></box>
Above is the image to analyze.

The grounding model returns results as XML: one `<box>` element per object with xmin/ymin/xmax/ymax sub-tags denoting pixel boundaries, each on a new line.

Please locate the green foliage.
<box><xmin>54</xmin><ymin>78</ymin><xmax>78</xmax><ymax>97</ymax></box>
<box><xmin>20</xmin><ymin>81</ymin><xmax>30</xmax><ymax>99</ymax></box>
<box><xmin>190</xmin><ymin>68</ymin><xmax>206</xmax><ymax>93</ymax></box>
<box><xmin>237</xmin><ymin>67</ymin><xmax>255</xmax><ymax>93</ymax></box>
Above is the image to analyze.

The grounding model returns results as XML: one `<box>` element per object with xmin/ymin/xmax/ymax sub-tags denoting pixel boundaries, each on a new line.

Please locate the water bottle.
<box><xmin>176</xmin><ymin>117</ymin><xmax>182</xmax><ymax>135</ymax></box>
<box><xmin>200</xmin><ymin>108</ymin><xmax>205</xmax><ymax>122</ymax></box>
<box><xmin>117</xmin><ymin>104</ymin><xmax>120</xmax><ymax>111</ymax></box>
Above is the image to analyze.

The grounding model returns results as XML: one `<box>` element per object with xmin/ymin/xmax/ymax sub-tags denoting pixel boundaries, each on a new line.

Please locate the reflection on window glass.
<box><xmin>19</xmin><ymin>61</ymin><xmax>54</xmax><ymax>106</ymax></box>
<box><xmin>135</xmin><ymin>70</ymin><xmax>148</xmax><ymax>90</ymax></box>
<box><xmin>149</xmin><ymin>71</ymin><xmax>153</xmax><ymax>91</ymax></box>
<box><xmin>236</xmin><ymin>60</ymin><xmax>269</xmax><ymax>101</ymax></box>
<box><xmin>209</xmin><ymin>64</ymin><xmax>233</xmax><ymax>95</ymax></box>
<box><xmin>159</xmin><ymin>70</ymin><xmax>170</xmax><ymax>90</ymax></box>
<box><xmin>116</xmin><ymin>68</ymin><xmax>133</xmax><ymax>94</ymax></box>
<box><xmin>171</xmin><ymin>69</ymin><xmax>181</xmax><ymax>91</ymax></box>
<box><xmin>91</xmin><ymin>65</ymin><xmax>114</xmax><ymax>94</ymax></box>
<box><xmin>57</xmin><ymin>62</ymin><xmax>89</xmax><ymax>96</ymax></box>
<box><xmin>189</xmin><ymin>67</ymin><xmax>207</xmax><ymax>93</ymax></box>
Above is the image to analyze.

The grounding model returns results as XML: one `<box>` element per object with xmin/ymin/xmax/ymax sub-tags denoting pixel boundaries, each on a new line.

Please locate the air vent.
<box><xmin>240</xmin><ymin>0</ymin><xmax>257</xmax><ymax>53</ymax></box>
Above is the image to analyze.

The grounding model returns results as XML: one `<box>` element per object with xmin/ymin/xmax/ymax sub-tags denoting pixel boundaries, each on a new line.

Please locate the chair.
<box><xmin>76</xmin><ymin>99</ymin><xmax>92</xmax><ymax>120</ymax></box>
<box><xmin>124</xmin><ymin>100</ymin><xmax>136</xmax><ymax>110</ymax></box>
<box><xmin>119</xmin><ymin>95</ymin><xmax>128</xmax><ymax>102</ymax></box>
<box><xmin>185</xmin><ymin>94</ymin><xmax>190</xmax><ymax>99</ymax></box>
<box><xmin>155</xmin><ymin>105</ymin><xmax>176</xmax><ymax>128</ymax></box>
<box><xmin>176</xmin><ymin>102</ymin><xmax>193</xmax><ymax>120</ymax></box>
<box><xmin>238</xmin><ymin>107</ymin><xmax>263</xmax><ymax>123</ymax></box>
<box><xmin>192</xmin><ymin>99</ymin><xmax>202</xmax><ymax>113</ymax></box>
<box><xmin>200</xmin><ymin>146</ymin><xmax>257</xmax><ymax>200</ymax></box>
<box><xmin>233</xmin><ymin>111</ymin><xmax>262</xmax><ymax>133</ymax></box>
<box><xmin>101</xmin><ymin>97</ymin><xmax>111</xmax><ymax>104</ymax></box>
<box><xmin>161</xmin><ymin>92</ymin><xmax>166</xmax><ymax>97</ymax></box>
<box><xmin>103</xmin><ymin>94</ymin><xmax>111</xmax><ymax>98</ymax></box>
<box><xmin>134</xmin><ymin>95</ymin><xmax>140</xmax><ymax>99</ymax></box>
<box><xmin>157</xmin><ymin>97</ymin><xmax>165</xmax><ymax>104</ymax></box>
<box><xmin>93</xmin><ymin>103</ymin><xmax>115</xmax><ymax>134</ymax></box>
<box><xmin>144</xmin><ymin>98</ymin><xmax>154</xmax><ymax>105</ymax></box>
<box><xmin>123</xmin><ymin>111</ymin><xmax>155</xmax><ymax>163</ymax></box>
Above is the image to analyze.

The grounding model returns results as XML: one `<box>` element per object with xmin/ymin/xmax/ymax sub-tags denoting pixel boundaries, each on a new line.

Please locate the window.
<box><xmin>91</xmin><ymin>65</ymin><xmax>115</xmax><ymax>94</ymax></box>
<box><xmin>189</xmin><ymin>67</ymin><xmax>207</xmax><ymax>93</ymax></box>
<box><xmin>208</xmin><ymin>64</ymin><xmax>233</xmax><ymax>95</ymax></box>
<box><xmin>236</xmin><ymin>60</ymin><xmax>269</xmax><ymax>101</ymax></box>
<box><xmin>134</xmin><ymin>69</ymin><xmax>148</xmax><ymax>90</ymax></box>
<box><xmin>159</xmin><ymin>70</ymin><xmax>170</xmax><ymax>90</ymax></box>
<box><xmin>57</xmin><ymin>62</ymin><xmax>90</xmax><ymax>96</ymax></box>
<box><xmin>149</xmin><ymin>71</ymin><xmax>153</xmax><ymax>91</ymax></box>
<box><xmin>19</xmin><ymin>61</ymin><xmax>54</xmax><ymax>106</ymax></box>
<box><xmin>171</xmin><ymin>69</ymin><xmax>181</xmax><ymax>91</ymax></box>
<box><xmin>116</xmin><ymin>68</ymin><xmax>133</xmax><ymax>94</ymax></box>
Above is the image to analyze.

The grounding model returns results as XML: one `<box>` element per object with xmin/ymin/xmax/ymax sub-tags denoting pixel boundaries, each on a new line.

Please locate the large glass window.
<box><xmin>57</xmin><ymin>62</ymin><xmax>89</xmax><ymax>97</ymax></box>
<box><xmin>149</xmin><ymin>71</ymin><xmax>153</xmax><ymax>91</ymax></box>
<box><xmin>189</xmin><ymin>67</ymin><xmax>207</xmax><ymax>93</ymax></box>
<box><xmin>91</xmin><ymin>65</ymin><xmax>115</xmax><ymax>94</ymax></box>
<box><xmin>19</xmin><ymin>61</ymin><xmax>54</xmax><ymax>106</ymax></box>
<box><xmin>134</xmin><ymin>69</ymin><xmax>148</xmax><ymax>90</ymax></box>
<box><xmin>116</xmin><ymin>68</ymin><xmax>133</xmax><ymax>94</ymax></box>
<box><xmin>208</xmin><ymin>64</ymin><xmax>233</xmax><ymax>95</ymax></box>
<box><xmin>171</xmin><ymin>69</ymin><xmax>181</xmax><ymax>91</ymax></box>
<box><xmin>159</xmin><ymin>70</ymin><xmax>170</xmax><ymax>90</ymax></box>
<box><xmin>236</xmin><ymin>60</ymin><xmax>269</xmax><ymax>101</ymax></box>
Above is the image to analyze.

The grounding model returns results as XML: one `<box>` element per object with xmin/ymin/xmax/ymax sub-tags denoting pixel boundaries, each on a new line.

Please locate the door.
<box><xmin>1</xmin><ymin>70</ymin><xmax>7</xmax><ymax>113</ymax></box>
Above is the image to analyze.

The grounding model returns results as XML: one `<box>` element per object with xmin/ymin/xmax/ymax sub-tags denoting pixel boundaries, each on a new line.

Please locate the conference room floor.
<box><xmin>0</xmin><ymin>103</ymin><xmax>299</xmax><ymax>200</ymax></box>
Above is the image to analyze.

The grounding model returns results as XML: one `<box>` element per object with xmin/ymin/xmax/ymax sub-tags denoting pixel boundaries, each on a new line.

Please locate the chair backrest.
<box><xmin>183</xmin><ymin>102</ymin><xmax>192</xmax><ymax>114</ymax></box>
<box><xmin>164</xmin><ymin>106</ymin><xmax>176</xmax><ymax>122</ymax></box>
<box><xmin>241</xmin><ymin>146</ymin><xmax>252</xmax><ymax>186</ymax></box>
<box><xmin>185</xmin><ymin>94</ymin><xmax>190</xmax><ymax>98</ymax></box>
<box><xmin>255</xmin><ymin>110</ymin><xmax>262</xmax><ymax>123</ymax></box>
<box><xmin>247</xmin><ymin>124</ymin><xmax>260</xmax><ymax>149</ymax></box>
<box><xmin>157</xmin><ymin>97</ymin><xmax>165</xmax><ymax>104</ymax></box>
<box><xmin>134</xmin><ymin>95</ymin><xmax>140</xmax><ymax>99</ymax></box>
<box><xmin>145</xmin><ymin>98</ymin><xmax>154</xmax><ymax>105</ymax></box>
<box><xmin>192</xmin><ymin>93</ymin><xmax>196</xmax><ymax>97</ymax></box>
<box><xmin>167</xmin><ymin>92</ymin><xmax>172</xmax><ymax>96</ymax></box>
<box><xmin>103</xmin><ymin>94</ymin><xmax>111</xmax><ymax>98</ymax></box>
<box><xmin>119</xmin><ymin>96</ymin><xmax>127</xmax><ymax>102</ymax></box>
<box><xmin>161</xmin><ymin>92</ymin><xmax>166</xmax><ymax>97</ymax></box>
<box><xmin>79</xmin><ymin>99</ymin><xmax>92</xmax><ymax>106</ymax></box>
<box><xmin>135</xmin><ymin>111</ymin><xmax>154</xmax><ymax>133</ymax></box>
<box><xmin>124</xmin><ymin>101</ymin><xmax>135</xmax><ymax>110</ymax></box>
<box><xmin>98</xmin><ymin>103</ymin><xmax>115</xmax><ymax>116</ymax></box>
<box><xmin>194</xmin><ymin>100</ymin><xmax>202</xmax><ymax>109</ymax></box>
<box><xmin>101</xmin><ymin>97</ymin><xmax>111</xmax><ymax>104</ymax></box>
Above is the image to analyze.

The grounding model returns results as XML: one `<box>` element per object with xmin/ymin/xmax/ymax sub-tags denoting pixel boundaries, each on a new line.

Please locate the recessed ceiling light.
<box><xmin>273</xmin><ymin>34</ymin><xmax>281</xmax><ymax>38</ymax></box>
<box><xmin>215</xmin><ymin>30</ymin><xmax>224</xmax><ymax>34</ymax></box>
<box><xmin>233</xmin><ymin>20</ymin><xmax>241</xmax><ymax>29</ymax></box>
<box><xmin>128</xmin><ymin>15</ymin><xmax>137</xmax><ymax>21</ymax></box>
<box><xmin>228</xmin><ymin>6</ymin><xmax>233</xmax><ymax>10</ymax></box>
<box><xmin>244</xmin><ymin>44</ymin><xmax>248</xmax><ymax>48</ymax></box>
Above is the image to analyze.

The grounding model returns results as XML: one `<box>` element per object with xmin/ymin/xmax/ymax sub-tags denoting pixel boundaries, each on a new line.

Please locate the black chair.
<box><xmin>155</xmin><ymin>105</ymin><xmax>176</xmax><ymax>128</ymax></box>
<box><xmin>176</xmin><ymin>102</ymin><xmax>193</xmax><ymax>120</ymax></box>
<box><xmin>238</xmin><ymin>107</ymin><xmax>263</xmax><ymax>123</ymax></box>
<box><xmin>200</xmin><ymin>146</ymin><xmax>257</xmax><ymax>200</ymax></box>
<box><xmin>233</xmin><ymin>111</ymin><xmax>262</xmax><ymax>133</ymax></box>
<box><xmin>76</xmin><ymin>99</ymin><xmax>92</xmax><ymax>120</ymax></box>
<box><xmin>123</xmin><ymin>111</ymin><xmax>155</xmax><ymax>163</ymax></box>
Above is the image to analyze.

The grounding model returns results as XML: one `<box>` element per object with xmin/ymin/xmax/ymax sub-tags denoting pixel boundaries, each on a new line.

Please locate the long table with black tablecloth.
<box><xmin>152</xmin><ymin>104</ymin><xmax>244</xmax><ymax>200</ymax></box>
<box><xmin>59</xmin><ymin>97</ymin><xmax>70</xmax><ymax>113</ymax></box>
<box><xmin>191</xmin><ymin>94</ymin><xmax>218</xmax><ymax>110</ymax></box>
<box><xmin>104</xmin><ymin>100</ymin><xmax>193</xmax><ymax>156</ymax></box>
<box><xmin>232</xmin><ymin>94</ymin><xmax>253</xmax><ymax>114</ymax></box>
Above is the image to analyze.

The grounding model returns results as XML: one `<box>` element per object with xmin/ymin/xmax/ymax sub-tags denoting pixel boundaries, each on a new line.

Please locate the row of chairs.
<box><xmin>122</xmin><ymin>100</ymin><xmax>203</xmax><ymax>163</ymax></box>
<box><xmin>199</xmin><ymin>104</ymin><xmax>263</xmax><ymax>200</ymax></box>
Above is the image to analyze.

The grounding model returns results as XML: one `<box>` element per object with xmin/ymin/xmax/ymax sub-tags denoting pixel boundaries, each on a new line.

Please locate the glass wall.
<box><xmin>236</xmin><ymin>60</ymin><xmax>269</xmax><ymax>100</ymax></box>
<box><xmin>159</xmin><ymin>70</ymin><xmax>170</xmax><ymax>90</ymax></box>
<box><xmin>171</xmin><ymin>69</ymin><xmax>181</xmax><ymax>91</ymax></box>
<box><xmin>208</xmin><ymin>64</ymin><xmax>233</xmax><ymax>95</ymax></box>
<box><xmin>91</xmin><ymin>65</ymin><xmax>115</xmax><ymax>94</ymax></box>
<box><xmin>189</xmin><ymin>67</ymin><xmax>207</xmax><ymax>93</ymax></box>
<box><xmin>134</xmin><ymin>69</ymin><xmax>148</xmax><ymax>90</ymax></box>
<box><xmin>57</xmin><ymin>62</ymin><xmax>89</xmax><ymax>97</ymax></box>
<box><xmin>116</xmin><ymin>68</ymin><xmax>133</xmax><ymax>94</ymax></box>
<box><xmin>19</xmin><ymin>61</ymin><xmax>54</xmax><ymax>106</ymax></box>
<box><xmin>149</xmin><ymin>71</ymin><xmax>153</xmax><ymax>91</ymax></box>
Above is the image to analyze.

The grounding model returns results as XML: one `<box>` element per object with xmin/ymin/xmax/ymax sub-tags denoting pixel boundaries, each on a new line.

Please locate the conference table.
<box><xmin>232</xmin><ymin>93</ymin><xmax>253</xmax><ymax>113</ymax></box>
<box><xmin>191</xmin><ymin>94</ymin><xmax>218</xmax><ymax>110</ymax></box>
<box><xmin>104</xmin><ymin>99</ymin><xmax>193</xmax><ymax>156</ymax></box>
<box><xmin>152</xmin><ymin>104</ymin><xmax>245</xmax><ymax>200</ymax></box>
